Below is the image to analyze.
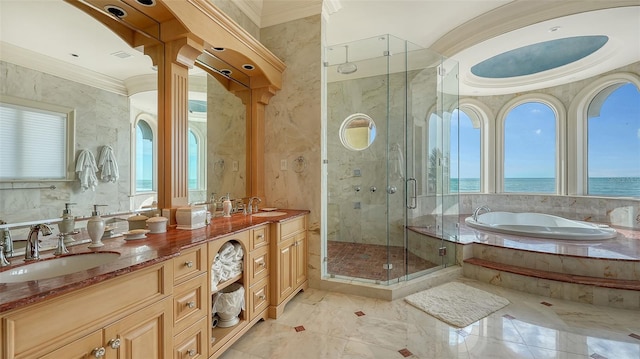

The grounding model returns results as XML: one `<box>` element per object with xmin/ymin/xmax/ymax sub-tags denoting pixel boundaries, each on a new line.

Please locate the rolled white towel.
<box><xmin>233</xmin><ymin>242</ymin><xmax>243</xmax><ymax>261</ymax></box>
<box><xmin>219</xmin><ymin>242</ymin><xmax>235</xmax><ymax>261</ymax></box>
<box><xmin>211</xmin><ymin>254</ymin><xmax>222</xmax><ymax>290</ymax></box>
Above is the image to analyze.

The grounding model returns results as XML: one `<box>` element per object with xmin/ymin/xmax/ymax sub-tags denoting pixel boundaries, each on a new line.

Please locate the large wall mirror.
<box><xmin>0</xmin><ymin>1</ymin><xmax>251</xmax><ymax>225</ymax></box>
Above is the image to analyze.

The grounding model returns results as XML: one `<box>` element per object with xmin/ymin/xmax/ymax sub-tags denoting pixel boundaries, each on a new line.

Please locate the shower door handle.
<box><xmin>407</xmin><ymin>178</ymin><xmax>417</xmax><ymax>209</ymax></box>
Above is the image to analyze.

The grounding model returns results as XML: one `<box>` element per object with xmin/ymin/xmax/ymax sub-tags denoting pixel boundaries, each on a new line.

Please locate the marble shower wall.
<box><xmin>0</xmin><ymin>61</ymin><xmax>131</xmax><ymax>227</ymax></box>
<box><xmin>260</xmin><ymin>16</ymin><xmax>323</xmax><ymax>286</ymax></box>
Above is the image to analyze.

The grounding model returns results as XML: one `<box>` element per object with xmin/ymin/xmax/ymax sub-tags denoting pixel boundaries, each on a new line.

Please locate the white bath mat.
<box><xmin>404</xmin><ymin>282</ymin><xmax>510</xmax><ymax>328</ymax></box>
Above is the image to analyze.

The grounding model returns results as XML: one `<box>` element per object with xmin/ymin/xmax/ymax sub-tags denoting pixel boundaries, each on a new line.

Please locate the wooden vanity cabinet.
<box><xmin>1</xmin><ymin>262</ymin><xmax>172</xmax><ymax>359</ymax></box>
<box><xmin>269</xmin><ymin>215</ymin><xmax>308</xmax><ymax>318</ymax></box>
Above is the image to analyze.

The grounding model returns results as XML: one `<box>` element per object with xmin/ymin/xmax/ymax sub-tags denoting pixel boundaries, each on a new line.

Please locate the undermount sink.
<box><xmin>0</xmin><ymin>252</ymin><xmax>120</xmax><ymax>283</ymax></box>
<box><xmin>251</xmin><ymin>211</ymin><xmax>288</xmax><ymax>218</ymax></box>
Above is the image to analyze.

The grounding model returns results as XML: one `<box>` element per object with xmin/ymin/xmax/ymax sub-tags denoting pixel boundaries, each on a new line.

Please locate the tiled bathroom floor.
<box><xmin>220</xmin><ymin>278</ymin><xmax>640</xmax><ymax>359</ymax></box>
<box><xmin>327</xmin><ymin>241</ymin><xmax>439</xmax><ymax>282</ymax></box>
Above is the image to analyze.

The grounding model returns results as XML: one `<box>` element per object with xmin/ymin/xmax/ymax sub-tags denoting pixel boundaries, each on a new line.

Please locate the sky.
<box><xmin>451</xmin><ymin>82</ymin><xmax>640</xmax><ymax>179</ymax></box>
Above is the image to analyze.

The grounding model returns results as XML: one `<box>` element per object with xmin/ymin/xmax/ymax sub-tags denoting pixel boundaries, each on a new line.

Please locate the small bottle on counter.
<box><xmin>222</xmin><ymin>193</ymin><xmax>232</xmax><ymax>217</ymax></box>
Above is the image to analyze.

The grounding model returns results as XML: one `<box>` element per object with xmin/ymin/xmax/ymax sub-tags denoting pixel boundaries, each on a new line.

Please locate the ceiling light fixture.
<box><xmin>104</xmin><ymin>5</ymin><xmax>127</xmax><ymax>19</ymax></box>
<box><xmin>136</xmin><ymin>0</ymin><xmax>156</xmax><ymax>6</ymax></box>
<box><xmin>337</xmin><ymin>45</ymin><xmax>357</xmax><ymax>75</ymax></box>
<box><xmin>548</xmin><ymin>26</ymin><xmax>561</xmax><ymax>32</ymax></box>
<box><xmin>212</xmin><ymin>47</ymin><xmax>225</xmax><ymax>52</ymax></box>
<box><xmin>242</xmin><ymin>64</ymin><xmax>255</xmax><ymax>71</ymax></box>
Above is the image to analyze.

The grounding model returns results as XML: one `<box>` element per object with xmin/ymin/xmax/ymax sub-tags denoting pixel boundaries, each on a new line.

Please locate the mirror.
<box><xmin>0</xmin><ymin>1</ymin><xmax>250</xmax><ymax>227</ymax></box>
<box><xmin>339</xmin><ymin>113</ymin><xmax>377</xmax><ymax>151</ymax></box>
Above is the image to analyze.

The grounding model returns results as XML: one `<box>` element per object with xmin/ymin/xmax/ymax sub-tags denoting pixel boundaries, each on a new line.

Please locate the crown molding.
<box><xmin>322</xmin><ymin>0</ymin><xmax>342</xmax><ymax>21</ymax></box>
<box><xmin>0</xmin><ymin>41</ymin><xmax>127</xmax><ymax>95</ymax></box>
<box><xmin>261</xmin><ymin>0</ymin><xmax>323</xmax><ymax>28</ymax></box>
<box><xmin>232</xmin><ymin>0</ymin><xmax>263</xmax><ymax>27</ymax></box>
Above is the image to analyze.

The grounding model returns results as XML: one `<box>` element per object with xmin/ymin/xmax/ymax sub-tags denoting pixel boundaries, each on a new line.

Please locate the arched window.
<box><xmin>587</xmin><ymin>82</ymin><xmax>640</xmax><ymax>197</ymax></box>
<box><xmin>135</xmin><ymin>119</ymin><xmax>154</xmax><ymax>192</ymax></box>
<box><xmin>503</xmin><ymin>102</ymin><xmax>557</xmax><ymax>193</ymax></box>
<box><xmin>451</xmin><ymin>108</ymin><xmax>481</xmax><ymax>192</ymax></box>
<box><xmin>188</xmin><ymin>129</ymin><xmax>199</xmax><ymax>190</ymax></box>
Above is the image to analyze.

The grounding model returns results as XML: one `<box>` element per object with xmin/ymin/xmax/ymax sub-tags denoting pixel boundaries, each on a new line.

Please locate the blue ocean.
<box><xmin>451</xmin><ymin>177</ymin><xmax>640</xmax><ymax>197</ymax></box>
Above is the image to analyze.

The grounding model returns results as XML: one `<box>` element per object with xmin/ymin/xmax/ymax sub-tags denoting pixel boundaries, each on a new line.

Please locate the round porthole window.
<box><xmin>339</xmin><ymin>113</ymin><xmax>377</xmax><ymax>151</ymax></box>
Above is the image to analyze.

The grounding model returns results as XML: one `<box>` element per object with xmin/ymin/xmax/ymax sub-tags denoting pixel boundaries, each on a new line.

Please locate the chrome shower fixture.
<box><xmin>337</xmin><ymin>45</ymin><xmax>358</xmax><ymax>74</ymax></box>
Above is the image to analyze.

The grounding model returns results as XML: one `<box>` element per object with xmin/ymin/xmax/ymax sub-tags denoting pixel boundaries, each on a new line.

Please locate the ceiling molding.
<box><xmin>431</xmin><ymin>0</ymin><xmax>640</xmax><ymax>57</ymax></box>
<box><xmin>0</xmin><ymin>42</ymin><xmax>127</xmax><ymax>95</ymax></box>
<box><xmin>260</xmin><ymin>0</ymin><xmax>323</xmax><ymax>28</ymax></box>
<box><xmin>322</xmin><ymin>0</ymin><xmax>342</xmax><ymax>21</ymax></box>
<box><xmin>232</xmin><ymin>0</ymin><xmax>263</xmax><ymax>27</ymax></box>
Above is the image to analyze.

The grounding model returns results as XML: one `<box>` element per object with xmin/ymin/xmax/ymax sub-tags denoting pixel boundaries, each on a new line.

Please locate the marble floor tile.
<box><xmin>220</xmin><ymin>279</ymin><xmax>640</xmax><ymax>359</ymax></box>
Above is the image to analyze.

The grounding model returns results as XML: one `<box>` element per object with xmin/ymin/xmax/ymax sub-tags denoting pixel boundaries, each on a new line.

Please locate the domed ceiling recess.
<box><xmin>455</xmin><ymin>6</ymin><xmax>640</xmax><ymax>96</ymax></box>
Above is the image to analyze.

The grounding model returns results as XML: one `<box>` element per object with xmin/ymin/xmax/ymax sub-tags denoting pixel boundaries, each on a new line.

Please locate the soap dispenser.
<box><xmin>87</xmin><ymin>205</ymin><xmax>107</xmax><ymax>248</ymax></box>
<box><xmin>222</xmin><ymin>193</ymin><xmax>232</xmax><ymax>217</ymax></box>
<box><xmin>58</xmin><ymin>202</ymin><xmax>76</xmax><ymax>243</ymax></box>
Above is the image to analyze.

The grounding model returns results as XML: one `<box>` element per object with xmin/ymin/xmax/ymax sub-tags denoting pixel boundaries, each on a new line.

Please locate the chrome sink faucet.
<box><xmin>472</xmin><ymin>205</ymin><xmax>491</xmax><ymax>222</ymax></box>
<box><xmin>25</xmin><ymin>224</ymin><xmax>52</xmax><ymax>261</ymax></box>
<box><xmin>247</xmin><ymin>197</ymin><xmax>261</xmax><ymax>214</ymax></box>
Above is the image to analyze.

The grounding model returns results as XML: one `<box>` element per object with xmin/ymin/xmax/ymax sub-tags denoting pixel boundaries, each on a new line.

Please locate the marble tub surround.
<box><xmin>0</xmin><ymin>209</ymin><xmax>309</xmax><ymax>312</ymax></box>
<box><xmin>220</xmin><ymin>280</ymin><xmax>640</xmax><ymax>359</ymax></box>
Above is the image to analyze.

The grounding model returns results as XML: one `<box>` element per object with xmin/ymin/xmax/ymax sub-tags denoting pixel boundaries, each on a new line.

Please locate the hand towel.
<box><xmin>76</xmin><ymin>149</ymin><xmax>98</xmax><ymax>192</ymax></box>
<box><xmin>98</xmin><ymin>145</ymin><xmax>119</xmax><ymax>183</ymax></box>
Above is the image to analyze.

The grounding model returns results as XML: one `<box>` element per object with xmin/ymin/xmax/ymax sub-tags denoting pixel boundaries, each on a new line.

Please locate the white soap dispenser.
<box><xmin>87</xmin><ymin>205</ymin><xmax>107</xmax><ymax>248</ymax></box>
<box><xmin>58</xmin><ymin>202</ymin><xmax>76</xmax><ymax>243</ymax></box>
<box><xmin>222</xmin><ymin>193</ymin><xmax>232</xmax><ymax>218</ymax></box>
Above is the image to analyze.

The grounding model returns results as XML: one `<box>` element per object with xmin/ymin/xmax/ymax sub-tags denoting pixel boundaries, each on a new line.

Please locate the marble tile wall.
<box><xmin>260</xmin><ymin>15</ymin><xmax>323</xmax><ymax>287</ymax></box>
<box><xmin>206</xmin><ymin>75</ymin><xmax>246</xmax><ymax>202</ymax></box>
<box><xmin>0</xmin><ymin>61</ymin><xmax>131</xmax><ymax>230</ymax></box>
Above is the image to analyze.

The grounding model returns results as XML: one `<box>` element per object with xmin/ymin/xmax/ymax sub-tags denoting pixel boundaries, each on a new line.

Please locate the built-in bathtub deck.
<box><xmin>409</xmin><ymin>216</ymin><xmax>640</xmax><ymax>309</ymax></box>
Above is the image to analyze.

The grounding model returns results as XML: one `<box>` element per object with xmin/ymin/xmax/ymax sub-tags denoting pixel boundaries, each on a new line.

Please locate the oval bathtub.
<box><xmin>464</xmin><ymin>212</ymin><xmax>618</xmax><ymax>240</ymax></box>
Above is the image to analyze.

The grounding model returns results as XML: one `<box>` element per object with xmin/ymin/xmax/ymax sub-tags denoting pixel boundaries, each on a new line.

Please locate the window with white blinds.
<box><xmin>0</xmin><ymin>97</ymin><xmax>75</xmax><ymax>181</ymax></box>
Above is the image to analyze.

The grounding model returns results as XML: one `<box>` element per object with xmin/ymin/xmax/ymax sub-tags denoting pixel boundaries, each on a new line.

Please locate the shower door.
<box><xmin>403</xmin><ymin>43</ymin><xmax>459</xmax><ymax>280</ymax></box>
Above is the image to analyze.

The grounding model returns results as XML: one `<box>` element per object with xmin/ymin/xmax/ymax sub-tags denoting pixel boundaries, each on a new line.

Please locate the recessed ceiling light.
<box><xmin>136</xmin><ymin>0</ymin><xmax>156</xmax><ymax>6</ymax></box>
<box><xmin>104</xmin><ymin>5</ymin><xmax>127</xmax><ymax>18</ymax></box>
<box><xmin>111</xmin><ymin>51</ymin><xmax>132</xmax><ymax>58</ymax></box>
<box><xmin>220</xmin><ymin>69</ymin><xmax>232</xmax><ymax>76</ymax></box>
<box><xmin>70</xmin><ymin>53</ymin><xmax>79</xmax><ymax>58</ymax></box>
<box><xmin>548</xmin><ymin>26</ymin><xmax>561</xmax><ymax>32</ymax></box>
<box><xmin>242</xmin><ymin>64</ymin><xmax>255</xmax><ymax>71</ymax></box>
<box><xmin>212</xmin><ymin>47</ymin><xmax>225</xmax><ymax>52</ymax></box>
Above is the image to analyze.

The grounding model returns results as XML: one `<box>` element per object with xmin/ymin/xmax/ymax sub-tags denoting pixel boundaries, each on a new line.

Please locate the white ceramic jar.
<box><xmin>146</xmin><ymin>215</ymin><xmax>168</xmax><ymax>233</ymax></box>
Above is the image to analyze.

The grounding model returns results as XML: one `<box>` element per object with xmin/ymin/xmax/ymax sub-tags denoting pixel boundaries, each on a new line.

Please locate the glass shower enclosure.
<box><xmin>323</xmin><ymin>35</ymin><xmax>459</xmax><ymax>285</ymax></box>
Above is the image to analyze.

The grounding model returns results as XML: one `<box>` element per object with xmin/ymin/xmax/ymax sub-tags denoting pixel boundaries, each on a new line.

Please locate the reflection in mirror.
<box><xmin>339</xmin><ymin>113</ymin><xmax>377</xmax><ymax>151</ymax></box>
<box><xmin>0</xmin><ymin>1</ymin><xmax>158</xmax><ymax>229</ymax></box>
<box><xmin>187</xmin><ymin>66</ymin><xmax>249</xmax><ymax>206</ymax></box>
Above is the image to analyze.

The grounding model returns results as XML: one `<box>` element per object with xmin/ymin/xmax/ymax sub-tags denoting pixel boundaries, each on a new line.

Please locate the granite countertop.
<box><xmin>0</xmin><ymin>209</ymin><xmax>309</xmax><ymax>313</ymax></box>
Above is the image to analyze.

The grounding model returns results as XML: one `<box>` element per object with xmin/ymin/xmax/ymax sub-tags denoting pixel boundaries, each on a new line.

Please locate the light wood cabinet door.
<box><xmin>103</xmin><ymin>298</ymin><xmax>172</xmax><ymax>359</ymax></box>
<box><xmin>276</xmin><ymin>237</ymin><xmax>295</xmax><ymax>301</ymax></box>
<box><xmin>293</xmin><ymin>232</ymin><xmax>307</xmax><ymax>288</ymax></box>
<box><xmin>39</xmin><ymin>331</ymin><xmax>103</xmax><ymax>359</ymax></box>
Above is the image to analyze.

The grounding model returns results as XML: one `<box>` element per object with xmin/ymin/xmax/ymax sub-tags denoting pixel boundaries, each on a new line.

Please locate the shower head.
<box><xmin>337</xmin><ymin>45</ymin><xmax>357</xmax><ymax>74</ymax></box>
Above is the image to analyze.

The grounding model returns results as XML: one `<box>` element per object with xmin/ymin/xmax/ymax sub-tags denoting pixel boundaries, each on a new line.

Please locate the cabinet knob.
<box><xmin>258</xmin><ymin>294</ymin><xmax>266</xmax><ymax>300</ymax></box>
<box><xmin>108</xmin><ymin>338</ymin><xmax>121</xmax><ymax>349</ymax></box>
<box><xmin>259</xmin><ymin>261</ymin><xmax>266</xmax><ymax>267</ymax></box>
<box><xmin>187</xmin><ymin>301</ymin><xmax>196</xmax><ymax>308</ymax></box>
<box><xmin>92</xmin><ymin>347</ymin><xmax>106</xmax><ymax>358</ymax></box>
<box><xmin>257</xmin><ymin>234</ymin><xmax>264</xmax><ymax>239</ymax></box>
<box><xmin>187</xmin><ymin>349</ymin><xmax>197</xmax><ymax>356</ymax></box>
<box><xmin>185</xmin><ymin>260</ymin><xmax>194</xmax><ymax>268</ymax></box>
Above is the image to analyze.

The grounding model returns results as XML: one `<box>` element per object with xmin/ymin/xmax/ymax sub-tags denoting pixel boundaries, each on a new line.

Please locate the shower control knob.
<box><xmin>387</xmin><ymin>186</ymin><xmax>397</xmax><ymax>194</ymax></box>
<box><xmin>370</xmin><ymin>186</ymin><xmax>377</xmax><ymax>193</ymax></box>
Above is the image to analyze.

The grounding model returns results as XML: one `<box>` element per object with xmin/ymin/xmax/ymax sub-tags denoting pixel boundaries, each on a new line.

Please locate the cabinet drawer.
<box><xmin>1</xmin><ymin>263</ymin><xmax>170</xmax><ymax>359</ymax></box>
<box><xmin>250</xmin><ymin>226</ymin><xmax>268</xmax><ymax>250</ymax></box>
<box><xmin>248</xmin><ymin>245</ymin><xmax>269</xmax><ymax>285</ymax></box>
<box><xmin>174</xmin><ymin>245</ymin><xmax>206</xmax><ymax>283</ymax></box>
<box><xmin>173</xmin><ymin>272</ymin><xmax>207</xmax><ymax>334</ymax></box>
<box><xmin>248</xmin><ymin>277</ymin><xmax>269</xmax><ymax>320</ymax></box>
<box><xmin>173</xmin><ymin>317</ymin><xmax>207</xmax><ymax>359</ymax></box>
<box><xmin>279</xmin><ymin>216</ymin><xmax>306</xmax><ymax>240</ymax></box>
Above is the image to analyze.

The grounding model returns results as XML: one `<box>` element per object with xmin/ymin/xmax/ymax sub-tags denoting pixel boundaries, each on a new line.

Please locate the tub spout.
<box><xmin>473</xmin><ymin>205</ymin><xmax>491</xmax><ymax>222</ymax></box>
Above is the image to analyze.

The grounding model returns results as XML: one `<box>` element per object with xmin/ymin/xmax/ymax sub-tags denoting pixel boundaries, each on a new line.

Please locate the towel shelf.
<box><xmin>0</xmin><ymin>185</ymin><xmax>56</xmax><ymax>191</ymax></box>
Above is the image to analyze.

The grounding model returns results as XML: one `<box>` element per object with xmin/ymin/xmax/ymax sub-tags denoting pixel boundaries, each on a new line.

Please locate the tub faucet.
<box><xmin>472</xmin><ymin>205</ymin><xmax>491</xmax><ymax>222</ymax></box>
<box><xmin>25</xmin><ymin>224</ymin><xmax>52</xmax><ymax>261</ymax></box>
<box><xmin>247</xmin><ymin>197</ymin><xmax>261</xmax><ymax>214</ymax></box>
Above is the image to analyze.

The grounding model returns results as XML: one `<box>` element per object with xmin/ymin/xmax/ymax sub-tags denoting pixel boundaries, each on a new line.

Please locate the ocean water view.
<box><xmin>451</xmin><ymin>177</ymin><xmax>640</xmax><ymax>197</ymax></box>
